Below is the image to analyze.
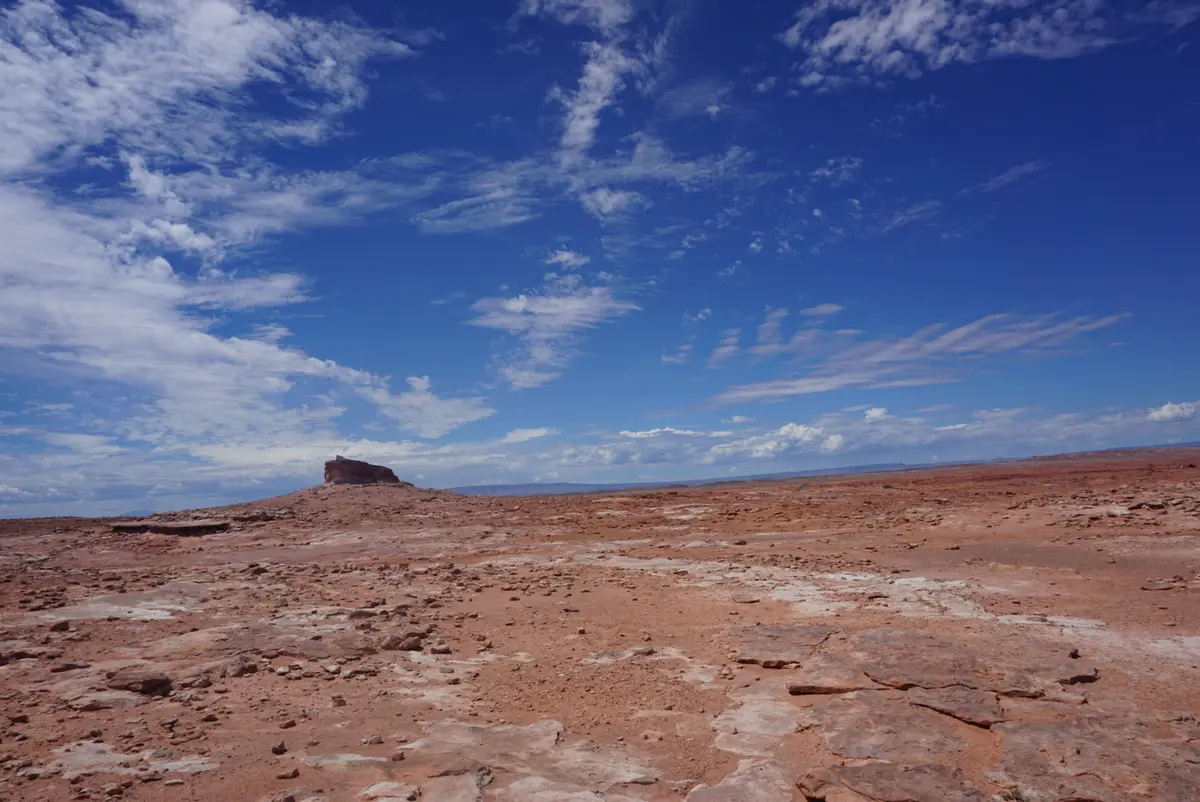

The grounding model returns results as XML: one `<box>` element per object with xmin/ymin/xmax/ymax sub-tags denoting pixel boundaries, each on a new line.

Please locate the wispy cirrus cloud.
<box><xmin>467</xmin><ymin>272</ymin><xmax>639</xmax><ymax>388</ymax></box>
<box><xmin>662</xmin><ymin>343</ymin><xmax>693</xmax><ymax>364</ymax></box>
<box><xmin>656</xmin><ymin>78</ymin><xmax>734</xmax><ymax>119</ymax></box>
<box><xmin>556</xmin><ymin>41</ymin><xmax>642</xmax><ymax>166</ymax></box>
<box><xmin>810</xmin><ymin>156</ymin><xmax>863</xmax><ymax>186</ymax></box>
<box><xmin>0</xmin><ymin>0</ymin><xmax>491</xmax><ymax>464</ymax></box>
<box><xmin>707</xmin><ymin>328</ymin><xmax>743</xmax><ymax>367</ymax></box>
<box><xmin>778</xmin><ymin>0</ymin><xmax>1199</xmax><ymax>90</ymax></box>
<box><xmin>517</xmin><ymin>0</ymin><xmax>635</xmax><ymax>32</ymax></box>
<box><xmin>0</xmin><ymin>0</ymin><xmax>413</xmax><ymax>174</ymax></box>
<box><xmin>883</xmin><ymin>200</ymin><xmax>942</xmax><ymax>232</ymax></box>
<box><xmin>961</xmin><ymin>160</ymin><xmax>1051</xmax><ymax>195</ymax></box>
<box><xmin>801</xmin><ymin>303</ymin><xmax>845</xmax><ymax>317</ymax></box>
<box><xmin>715</xmin><ymin>310</ymin><xmax>1130</xmax><ymax>404</ymax></box>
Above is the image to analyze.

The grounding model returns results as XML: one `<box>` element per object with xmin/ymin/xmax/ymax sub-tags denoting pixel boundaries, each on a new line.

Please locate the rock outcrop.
<box><xmin>324</xmin><ymin>455</ymin><xmax>408</xmax><ymax>486</ymax></box>
<box><xmin>110</xmin><ymin>519</ymin><xmax>230</xmax><ymax>536</ymax></box>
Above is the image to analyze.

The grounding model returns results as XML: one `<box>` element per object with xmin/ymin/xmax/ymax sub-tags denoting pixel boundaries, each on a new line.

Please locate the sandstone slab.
<box><xmin>787</xmin><ymin>654</ymin><xmax>884</xmax><ymax>695</ymax></box>
<box><xmin>799</xmin><ymin>762</ymin><xmax>986</xmax><ymax>802</ymax></box>
<box><xmin>905</xmin><ymin>685</ymin><xmax>1004</xmax><ymax>728</ymax></box>
<box><xmin>111</xmin><ymin>519</ymin><xmax>230</xmax><ymax>536</ymax></box>
<box><xmin>685</xmin><ymin>759</ymin><xmax>794</xmax><ymax>802</ymax></box>
<box><xmin>990</xmin><ymin>717</ymin><xmax>1200</xmax><ymax>801</ymax></box>
<box><xmin>801</xmin><ymin>692</ymin><xmax>974</xmax><ymax>763</ymax></box>
<box><xmin>727</xmin><ymin>624</ymin><xmax>836</xmax><ymax>668</ymax></box>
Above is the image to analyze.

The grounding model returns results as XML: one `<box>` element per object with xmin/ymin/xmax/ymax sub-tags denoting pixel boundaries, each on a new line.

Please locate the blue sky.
<box><xmin>1</xmin><ymin>0</ymin><xmax>1198</xmax><ymax>516</ymax></box>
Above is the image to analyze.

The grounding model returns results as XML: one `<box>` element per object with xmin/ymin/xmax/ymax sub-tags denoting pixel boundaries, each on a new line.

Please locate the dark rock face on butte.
<box><xmin>324</xmin><ymin>455</ymin><xmax>408</xmax><ymax>486</ymax></box>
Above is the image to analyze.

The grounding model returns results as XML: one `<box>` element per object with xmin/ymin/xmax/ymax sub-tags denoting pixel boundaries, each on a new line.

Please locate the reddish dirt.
<box><xmin>1</xmin><ymin>448</ymin><xmax>1198</xmax><ymax>801</ymax></box>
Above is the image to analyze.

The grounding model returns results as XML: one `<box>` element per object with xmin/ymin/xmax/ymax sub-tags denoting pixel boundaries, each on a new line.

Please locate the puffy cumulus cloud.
<box><xmin>1147</xmin><ymin>401</ymin><xmax>1197</xmax><ymax>423</ymax></box>
<box><xmin>702</xmin><ymin>423</ymin><xmax>843</xmax><ymax>462</ymax></box>
<box><xmin>726</xmin><ymin>415</ymin><xmax>755</xmax><ymax>424</ymax></box>
<box><xmin>467</xmin><ymin>272</ymin><xmax>639</xmax><ymax>388</ymax></box>
<box><xmin>864</xmin><ymin>407</ymin><xmax>891</xmax><ymax>422</ymax></box>
<box><xmin>619</xmin><ymin>427</ymin><xmax>732</xmax><ymax>438</ymax></box>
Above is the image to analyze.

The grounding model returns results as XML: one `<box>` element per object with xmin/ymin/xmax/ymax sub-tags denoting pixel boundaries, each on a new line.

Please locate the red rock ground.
<box><xmin>2</xmin><ymin>448</ymin><xmax>1198</xmax><ymax>802</ymax></box>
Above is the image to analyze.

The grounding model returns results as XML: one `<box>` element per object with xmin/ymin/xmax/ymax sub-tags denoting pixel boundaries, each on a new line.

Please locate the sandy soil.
<box><xmin>2</xmin><ymin>448</ymin><xmax>1199</xmax><ymax>802</ymax></box>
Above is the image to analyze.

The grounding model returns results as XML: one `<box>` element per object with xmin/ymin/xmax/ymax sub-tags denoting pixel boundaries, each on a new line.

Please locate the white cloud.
<box><xmin>0</xmin><ymin>0</ymin><xmax>412</xmax><ymax>175</ymax></box>
<box><xmin>501</xmin><ymin>427</ymin><xmax>555</xmax><ymax>443</ymax></box>
<box><xmin>360</xmin><ymin>377</ymin><xmax>495</xmax><ymax>439</ymax></box>
<box><xmin>800</xmin><ymin>303</ymin><xmax>844</xmax><ymax>317</ymax></box>
<box><xmin>778</xmin><ymin>0</ymin><xmax>1197</xmax><ymax>89</ymax></box>
<box><xmin>662</xmin><ymin>343</ymin><xmax>693</xmax><ymax>364</ymax></box>
<box><xmin>43</xmin><ymin>433</ymin><xmax>122</xmax><ymax>455</ymax></box>
<box><xmin>620</xmin><ymin>427</ymin><xmax>731</xmax><ymax>438</ymax></box>
<box><xmin>822</xmin><ymin>433</ymin><xmax>845</xmax><ymax>452</ymax></box>
<box><xmin>410</xmin><ymin>134</ymin><xmax>754</xmax><ymax>234</ymax></box>
<box><xmin>749</xmin><ymin>237</ymin><xmax>764</xmax><ymax>253</ymax></box>
<box><xmin>580</xmin><ymin>186</ymin><xmax>641</xmax><ymax>218</ymax></box>
<box><xmin>0</xmin><ymin>484</ymin><xmax>33</xmax><ymax>498</ymax></box>
<box><xmin>810</xmin><ymin>156</ymin><xmax>863</xmax><ymax>186</ymax></box>
<box><xmin>0</xmin><ymin>0</ymin><xmax>492</xmax><ymax>465</ymax></box>
<box><xmin>707</xmin><ymin>328</ymin><xmax>742</xmax><ymax>367</ymax></box>
<box><xmin>657</xmin><ymin>79</ymin><xmax>733</xmax><ymax>119</ymax></box>
<box><xmin>703</xmin><ymin>423</ymin><xmax>843</xmax><ymax>461</ymax></box>
<box><xmin>884</xmin><ymin>200</ymin><xmax>941</xmax><ymax>232</ymax></box>
<box><xmin>557</xmin><ymin>41</ymin><xmax>640</xmax><ymax>165</ymax></box>
<box><xmin>754</xmin><ymin>76</ymin><xmax>778</xmax><ymax>93</ymax></box>
<box><xmin>1147</xmin><ymin>401</ymin><xmax>1197</xmax><ymax>423</ymax></box>
<box><xmin>411</xmin><ymin>189</ymin><xmax>536</xmax><ymax>233</ymax></box>
<box><xmin>749</xmin><ymin>308</ymin><xmax>821</xmax><ymax>359</ymax></box>
<box><xmin>725</xmin><ymin>415</ymin><xmax>755</xmax><ymax>424</ymax></box>
<box><xmin>962</xmin><ymin>160</ymin><xmax>1050</xmax><ymax>195</ymax></box>
<box><xmin>717</xmin><ymin>311</ymin><xmax>1130</xmax><ymax>404</ymax></box>
<box><xmin>248</xmin><ymin>323</ymin><xmax>292</xmax><ymax>344</ymax></box>
<box><xmin>685</xmin><ymin>308</ymin><xmax>712</xmax><ymax>323</ymax></box>
<box><xmin>546</xmin><ymin>249</ymin><xmax>591</xmax><ymax>267</ymax></box>
<box><xmin>864</xmin><ymin>407</ymin><xmax>891</xmax><ymax>422</ymax></box>
<box><xmin>468</xmin><ymin>272</ymin><xmax>639</xmax><ymax>388</ymax></box>
<box><xmin>518</xmin><ymin>0</ymin><xmax>635</xmax><ymax>32</ymax></box>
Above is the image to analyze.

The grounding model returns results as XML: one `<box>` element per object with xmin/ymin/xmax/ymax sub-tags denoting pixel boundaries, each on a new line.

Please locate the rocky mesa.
<box><xmin>323</xmin><ymin>456</ymin><xmax>410</xmax><ymax>486</ymax></box>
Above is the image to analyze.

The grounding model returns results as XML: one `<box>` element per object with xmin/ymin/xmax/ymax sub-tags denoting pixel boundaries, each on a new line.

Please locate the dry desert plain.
<box><xmin>2</xmin><ymin>449</ymin><xmax>1199</xmax><ymax>802</ymax></box>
